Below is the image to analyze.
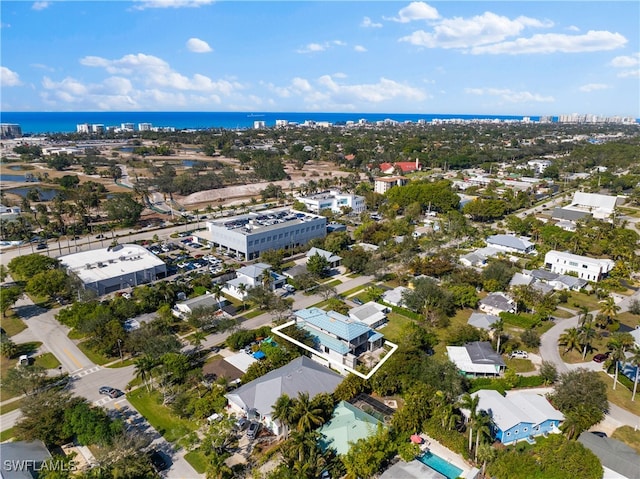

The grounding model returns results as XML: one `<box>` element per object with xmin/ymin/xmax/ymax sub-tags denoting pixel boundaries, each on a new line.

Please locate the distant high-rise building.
<box><xmin>275</xmin><ymin>119</ymin><xmax>289</xmax><ymax>127</ymax></box>
<box><xmin>121</xmin><ymin>123</ymin><xmax>135</xmax><ymax>131</ymax></box>
<box><xmin>91</xmin><ymin>124</ymin><xmax>105</xmax><ymax>134</ymax></box>
<box><xmin>138</xmin><ymin>123</ymin><xmax>153</xmax><ymax>131</ymax></box>
<box><xmin>253</xmin><ymin>120</ymin><xmax>266</xmax><ymax>129</ymax></box>
<box><xmin>0</xmin><ymin>123</ymin><xmax>22</xmax><ymax>139</ymax></box>
<box><xmin>77</xmin><ymin>123</ymin><xmax>91</xmax><ymax>133</ymax></box>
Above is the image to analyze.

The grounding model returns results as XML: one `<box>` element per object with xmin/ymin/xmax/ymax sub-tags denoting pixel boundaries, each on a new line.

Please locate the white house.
<box><xmin>349</xmin><ymin>301</ymin><xmax>389</xmax><ymax>329</ymax></box>
<box><xmin>486</xmin><ymin>235</ymin><xmax>535</xmax><ymax>254</ymax></box>
<box><xmin>306</xmin><ymin>247</ymin><xmax>342</xmax><ymax>268</ymax></box>
<box><xmin>544</xmin><ymin>250</ymin><xmax>615</xmax><ymax>282</ymax></box>
<box><xmin>223</xmin><ymin>262</ymin><xmax>286</xmax><ymax>300</ymax></box>
<box><xmin>527</xmin><ymin>159</ymin><xmax>552</xmax><ymax>174</ymax></box>
<box><xmin>560</xmin><ymin>191</ymin><xmax>625</xmax><ymax>220</ymax></box>
<box><xmin>172</xmin><ymin>294</ymin><xmax>225</xmax><ymax>319</ymax></box>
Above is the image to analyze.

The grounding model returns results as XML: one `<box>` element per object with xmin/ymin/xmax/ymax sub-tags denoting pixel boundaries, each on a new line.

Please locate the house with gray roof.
<box><xmin>172</xmin><ymin>293</ymin><xmax>226</xmax><ymax>319</ymax></box>
<box><xmin>464</xmin><ymin>389</ymin><xmax>564</xmax><ymax>445</ymax></box>
<box><xmin>306</xmin><ymin>247</ymin><xmax>342</xmax><ymax>268</ymax></box>
<box><xmin>293</xmin><ymin>307</ymin><xmax>385</xmax><ymax>372</ymax></box>
<box><xmin>446</xmin><ymin>341</ymin><xmax>506</xmax><ymax>377</ymax></box>
<box><xmin>486</xmin><ymin>234</ymin><xmax>535</xmax><ymax>254</ymax></box>
<box><xmin>223</xmin><ymin>262</ymin><xmax>286</xmax><ymax>300</ymax></box>
<box><xmin>381</xmin><ymin>286</ymin><xmax>409</xmax><ymax>307</ymax></box>
<box><xmin>468</xmin><ymin>312</ymin><xmax>501</xmax><ymax>331</ymax></box>
<box><xmin>225</xmin><ymin>356</ymin><xmax>342</xmax><ymax>435</ymax></box>
<box><xmin>0</xmin><ymin>440</ymin><xmax>52</xmax><ymax>479</ymax></box>
<box><xmin>479</xmin><ymin>292</ymin><xmax>516</xmax><ymax>316</ymax></box>
<box><xmin>578</xmin><ymin>432</ymin><xmax>640</xmax><ymax>479</ymax></box>
<box><xmin>349</xmin><ymin>301</ymin><xmax>388</xmax><ymax>329</ymax></box>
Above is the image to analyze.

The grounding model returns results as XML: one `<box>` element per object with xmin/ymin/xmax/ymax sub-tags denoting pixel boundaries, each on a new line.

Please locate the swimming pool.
<box><xmin>418</xmin><ymin>451</ymin><xmax>463</xmax><ymax>479</ymax></box>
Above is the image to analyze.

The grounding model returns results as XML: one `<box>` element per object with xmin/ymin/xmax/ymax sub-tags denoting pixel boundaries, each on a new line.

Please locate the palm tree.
<box><xmin>210</xmin><ymin>282</ymin><xmax>223</xmax><ymax>311</ymax></box>
<box><xmin>133</xmin><ymin>356</ymin><xmax>156</xmax><ymax>392</ymax></box>
<box><xmin>599</xmin><ymin>296</ymin><xmax>621</xmax><ymax>329</ymax></box>
<box><xmin>474</xmin><ymin>411</ymin><xmax>492</xmax><ymax>463</ymax></box>
<box><xmin>272</xmin><ymin>393</ymin><xmax>294</xmax><ymax>439</ymax></box>
<box><xmin>629</xmin><ymin>346</ymin><xmax>640</xmax><ymax>401</ymax></box>
<box><xmin>491</xmin><ymin>318</ymin><xmax>504</xmax><ymax>353</ymax></box>
<box><xmin>559</xmin><ymin>327</ymin><xmax>581</xmax><ymax>355</ymax></box>
<box><xmin>237</xmin><ymin>282</ymin><xmax>248</xmax><ymax>310</ymax></box>
<box><xmin>458</xmin><ymin>393</ymin><xmax>479</xmax><ymax>453</ymax></box>
<box><xmin>577</xmin><ymin>305</ymin><xmax>592</xmax><ymax>328</ymax></box>
<box><xmin>293</xmin><ymin>392</ymin><xmax>325</xmax><ymax>432</ymax></box>
<box><xmin>608</xmin><ymin>333</ymin><xmax>633</xmax><ymax>386</ymax></box>
<box><xmin>579</xmin><ymin>323</ymin><xmax>597</xmax><ymax>360</ymax></box>
<box><xmin>190</xmin><ymin>331</ymin><xmax>207</xmax><ymax>351</ymax></box>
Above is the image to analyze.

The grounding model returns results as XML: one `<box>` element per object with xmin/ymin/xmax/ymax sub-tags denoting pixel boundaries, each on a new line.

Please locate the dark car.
<box><xmin>590</xmin><ymin>431</ymin><xmax>608</xmax><ymax>438</ymax></box>
<box><xmin>99</xmin><ymin>386</ymin><xmax>113</xmax><ymax>395</ymax></box>
<box><xmin>247</xmin><ymin>421</ymin><xmax>261</xmax><ymax>439</ymax></box>
<box><xmin>593</xmin><ymin>353</ymin><xmax>609</xmax><ymax>363</ymax></box>
<box><xmin>147</xmin><ymin>449</ymin><xmax>169</xmax><ymax>472</ymax></box>
<box><xmin>108</xmin><ymin>388</ymin><xmax>123</xmax><ymax>398</ymax></box>
<box><xmin>236</xmin><ymin>418</ymin><xmax>250</xmax><ymax>431</ymax></box>
<box><xmin>352</xmin><ymin>298</ymin><xmax>364</xmax><ymax>305</ymax></box>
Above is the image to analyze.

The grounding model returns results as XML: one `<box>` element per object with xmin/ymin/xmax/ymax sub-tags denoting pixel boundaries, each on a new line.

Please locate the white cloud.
<box><xmin>387</xmin><ymin>2</ymin><xmax>439</xmax><ymax>23</ymax></box>
<box><xmin>470</xmin><ymin>30</ymin><xmax>627</xmax><ymax>54</ymax></box>
<box><xmin>567</xmin><ymin>25</ymin><xmax>580</xmax><ymax>32</ymax></box>
<box><xmin>134</xmin><ymin>0</ymin><xmax>214</xmax><ymax>9</ymax></box>
<box><xmin>31</xmin><ymin>2</ymin><xmax>50</xmax><ymax>11</ymax></box>
<box><xmin>296</xmin><ymin>41</ymin><xmax>346</xmax><ymax>54</ymax></box>
<box><xmin>271</xmin><ymin>75</ymin><xmax>427</xmax><ymax>106</ymax></box>
<box><xmin>465</xmin><ymin>87</ymin><xmax>554</xmax><ymax>103</ymax></box>
<box><xmin>610</xmin><ymin>52</ymin><xmax>640</xmax><ymax>68</ymax></box>
<box><xmin>186</xmin><ymin>38</ymin><xmax>212</xmax><ymax>53</ymax></box>
<box><xmin>579</xmin><ymin>83</ymin><xmax>609</xmax><ymax>92</ymax></box>
<box><xmin>400</xmin><ymin>12</ymin><xmax>552</xmax><ymax>49</ymax></box>
<box><xmin>618</xmin><ymin>69</ymin><xmax>640</xmax><ymax>78</ymax></box>
<box><xmin>1</xmin><ymin>67</ymin><xmax>21</xmax><ymax>86</ymax></box>
<box><xmin>354</xmin><ymin>45</ymin><xmax>367</xmax><ymax>52</ymax></box>
<box><xmin>361</xmin><ymin>16</ymin><xmax>382</xmax><ymax>28</ymax></box>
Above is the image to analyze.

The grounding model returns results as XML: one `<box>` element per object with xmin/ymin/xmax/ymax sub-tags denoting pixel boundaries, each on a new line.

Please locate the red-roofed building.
<box><xmin>377</xmin><ymin>159</ymin><xmax>421</xmax><ymax>175</ymax></box>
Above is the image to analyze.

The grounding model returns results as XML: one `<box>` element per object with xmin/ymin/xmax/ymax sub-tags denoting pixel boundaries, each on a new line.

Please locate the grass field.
<box><xmin>0</xmin><ymin>428</ymin><xmax>15</xmax><ymax>442</ymax></box>
<box><xmin>504</xmin><ymin>357</ymin><xmax>535</xmax><ymax>373</ymax></box>
<box><xmin>184</xmin><ymin>449</ymin><xmax>209</xmax><ymax>474</ymax></box>
<box><xmin>379</xmin><ymin>312</ymin><xmax>414</xmax><ymax>344</ymax></box>
<box><xmin>597</xmin><ymin>371</ymin><xmax>640</xmax><ymax>417</ymax></box>
<box><xmin>77</xmin><ymin>341</ymin><xmax>111</xmax><ymax>366</ymax></box>
<box><xmin>34</xmin><ymin>352</ymin><xmax>61</xmax><ymax>370</ymax></box>
<box><xmin>611</xmin><ymin>426</ymin><xmax>640</xmax><ymax>453</ymax></box>
<box><xmin>243</xmin><ymin>309</ymin><xmax>263</xmax><ymax>319</ymax></box>
<box><xmin>0</xmin><ymin>398</ymin><xmax>23</xmax><ymax>415</ymax></box>
<box><xmin>127</xmin><ymin>389</ymin><xmax>199</xmax><ymax>443</ymax></box>
<box><xmin>564</xmin><ymin>291</ymin><xmax>605</xmax><ymax>311</ymax></box>
<box><xmin>0</xmin><ymin>314</ymin><xmax>27</xmax><ymax>336</ymax></box>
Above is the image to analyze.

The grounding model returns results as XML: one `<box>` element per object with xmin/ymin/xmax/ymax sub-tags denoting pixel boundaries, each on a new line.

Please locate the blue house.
<box><xmin>466</xmin><ymin>390</ymin><xmax>564</xmax><ymax>445</ymax></box>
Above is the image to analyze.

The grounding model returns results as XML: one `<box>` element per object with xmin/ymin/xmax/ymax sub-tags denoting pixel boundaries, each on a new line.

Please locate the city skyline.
<box><xmin>1</xmin><ymin>1</ymin><xmax>638</xmax><ymax>117</ymax></box>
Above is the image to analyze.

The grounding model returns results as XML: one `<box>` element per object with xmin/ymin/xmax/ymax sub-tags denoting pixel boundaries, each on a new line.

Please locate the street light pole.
<box><xmin>117</xmin><ymin>339</ymin><xmax>123</xmax><ymax>363</ymax></box>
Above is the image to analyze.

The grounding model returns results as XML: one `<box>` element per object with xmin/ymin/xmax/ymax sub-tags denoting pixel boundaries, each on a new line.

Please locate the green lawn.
<box><xmin>322</xmin><ymin>279</ymin><xmax>342</xmax><ymax>287</ymax></box>
<box><xmin>127</xmin><ymin>389</ymin><xmax>199</xmax><ymax>443</ymax></box>
<box><xmin>552</xmin><ymin>308</ymin><xmax>575</xmax><ymax>319</ymax></box>
<box><xmin>379</xmin><ymin>312</ymin><xmax>414</xmax><ymax>344</ymax></box>
<box><xmin>0</xmin><ymin>398</ymin><xmax>23</xmax><ymax>415</ymax></box>
<box><xmin>504</xmin><ymin>357</ymin><xmax>535</xmax><ymax>373</ymax></box>
<box><xmin>340</xmin><ymin>283</ymin><xmax>373</xmax><ymax>297</ymax></box>
<box><xmin>0</xmin><ymin>314</ymin><xmax>27</xmax><ymax>336</ymax></box>
<box><xmin>612</xmin><ymin>426</ymin><xmax>640</xmax><ymax>454</ymax></box>
<box><xmin>243</xmin><ymin>309</ymin><xmax>264</xmax><ymax>319</ymax></box>
<box><xmin>184</xmin><ymin>449</ymin><xmax>209</xmax><ymax>474</ymax></box>
<box><xmin>564</xmin><ymin>291</ymin><xmax>604</xmax><ymax>311</ymax></box>
<box><xmin>0</xmin><ymin>428</ymin><xmax>15</xmax><ymax>442</ymax></box>
<box><xmin>77</xmin><ymin>341</ymin><xmax>111</xmax><ymax>366</ymax></box>
<box><xmin>34</xmin><ymin>352</ymin><xmax>61</xmax><ymax>370</ymax></box>
<box><xmin>598</xmin><ymin>371</ymin><xmax>640</xmax><ymax>417</ymax></box>
<box><xmin>67</xmin><ymin>329</ymin><xmax>86</xmax><ymax>340</ymax></box>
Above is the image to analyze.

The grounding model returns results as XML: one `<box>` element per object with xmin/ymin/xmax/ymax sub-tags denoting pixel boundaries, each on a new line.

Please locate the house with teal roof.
<box><xmin>294</xmin><ymin>307</ymin><xmax>385</xmax><ymax>372</ymax></box>
<box><xmin>318</xmin><ymin>401</ymin><xmax>382</xmax><ymax>455</ymax></box>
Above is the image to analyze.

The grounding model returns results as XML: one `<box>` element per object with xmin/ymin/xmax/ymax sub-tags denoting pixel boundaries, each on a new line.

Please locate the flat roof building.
<box><xmin>544</xmin><ymin>250</ymin><xmax>615</xmax><ymax>282</ymax></box>
<box><xmin>297</xmin><ymin>190</ymin><xmax>365</xmax><ymax>214</ymax></box>
<box><xmin>194</xmin><ymin>209</ymin><xmax>327</xmax><ymax>261</ymax></box>
<box><xmin>59</xmin><ymin>243</ymin><xmax>166</xmax><ymax>296</ymax></box>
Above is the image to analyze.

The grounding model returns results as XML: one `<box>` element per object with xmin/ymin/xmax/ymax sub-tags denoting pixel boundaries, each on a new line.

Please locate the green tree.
<box><xmin>272</xmin><ymin>393</ymin><xmax>295</xmax><ymax>439</ymax></box>
<box><xmin>104</xmin><ymin>193</ymin><xmax>144</xmax><ymax>227</ymax></box>
<box><xmin>1</xmin><ymin>364</ymin><xmax>49</xmax><ymax>396</ymax></box>
<box><xmin>0</xmin><ymin>285</ymin><xmax>23</xmax><ymax>315</ymax></box>
<box><xmin>292</xmin><ymin>391</ymin><xmax>326</xmax><ymax>432</ymax></box>
<box><xmin>559</xmin><ymin>327</ymin><xmax>581</xmax><ymax>355</ymax></box>
<box><xmin>629</xmin><ymin>345</ymin><xmax>640</xmax><ymax>401</ymax></box>
<box><xmin>306</xmin><ymin>252</ymin><xmax>329</xmax><ymax>278</ymax></box>
<box><xmin>0</xmin><ymin>336</ymin><xmax>18</xmax><ymax>358</ymax></box>
<box><xmin>7</xmin><ymin>254</ymin><xmax>59</xmax><ymax>281</ymax></box>
<box><xmin>551</xmin><ymin>369</ymin><xmax>607</xmax><ymax>436</ymax></box>
<box><xmin>133</xmin><ymin>355</ymin><xmax>157</xmax><ymax>391</ymax></box>
<box><xmin>25</xmin><ymin>269</ymin><xmax>69</xmax><ymax>300</ymax></box>
<box><xmin>607</xmin><ymin>332</ymin><xmax>634</xmax><ymax>390</ymax></box>
<box><xmin>14</xmin><ymin>390</ymin><xmax>79</xmax><ymax>447</ymax></box>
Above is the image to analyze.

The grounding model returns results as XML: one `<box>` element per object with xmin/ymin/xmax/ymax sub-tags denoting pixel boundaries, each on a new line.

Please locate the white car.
<box><xmin>510</xmin><ymin>350</ymin><xmax>528</xmax><ymax>359</ymax></box>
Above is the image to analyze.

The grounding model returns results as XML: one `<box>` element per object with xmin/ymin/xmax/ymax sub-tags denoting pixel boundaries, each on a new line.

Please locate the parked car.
<box><xmin>99</xmin><ymin>386</ymin><xmax>115</xmax><ymax>395</ymax></box>
<box><xmin>510</xmin><ymin>350</ymin><xmax>528</xmax><ymax>359</ymax></box>
<box><xmin>593</xmin><ymin>353</ymin><xmax>609</xmax><ymax>363</ymax></box>
<box><xmin>236</xmin><ymin>418</ymin><xmax>250</xmax><ymax>431</ymax></box>
<box><xmin>352</xmin><ymin>297</ymin><xmax>364</xmax><ymax>305</ymax></box>
<box><xmin>590</xmin><ymin>431</ymin><xmax>608</xmax><ymax>438</ymax></box>
<box><xmin>36</xmin><ymin>243</ymin><xmax>47</xmax><ymax>250</ymax></box>
<box><xmin>108</xmin><ymin>388</ymin><xmax>123</xmax><ymax>398</ymax></box>
<box><xmin>247</xmin><ymin>421</ymin><xmax>261</xmax><ymax>439</ymax></box>
<box><xmin>147</xmin><ymin>449</ymin><xmax>169</xmax><ymax>472</ymax></box>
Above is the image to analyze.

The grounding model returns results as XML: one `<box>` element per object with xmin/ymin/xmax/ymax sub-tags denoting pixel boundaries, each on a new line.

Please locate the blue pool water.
<box><xmin>418</xmin><ymin>451</ymin><xmax>463</xmax><ymax>479</ymax></box>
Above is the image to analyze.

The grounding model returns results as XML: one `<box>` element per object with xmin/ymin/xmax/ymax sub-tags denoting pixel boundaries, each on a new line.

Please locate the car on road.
<box><xmin>352</xmin><ymin>297</ymin><xmax>364</xmax><ymax>305</ymax></box>
<box><xmin>99</xmin><ymin>386</ymin><xmax>113</xmax><ymax>395</ymax></box>
<box><xmin>593</xmin><ymin>353</ymin><xmax>609</xmax><ymax>363</ymax></box>
<box><xmin>96</xmin><ymin>234</ymin><xmax>105</xmax><ymax>239</ymax></box>
<box><xmin>509</xmin><ymin>350</ymin><xmax>528</xmax><ymax>359</ymax></box>
<box><xmin>99</xmin><ymin>386</ymin><xmax>123</xmax><ymax>398</ymax></box>
<box><xmin>247</xmin><ymin>421</ymin><xmax>261</xmax><ymax>439</ymax></box>
<box><xmin>36</xmin><ymin>243</ymin><xmax>47</xmax><ymax>250</ymax></box>
<box><xmin>590</xmin><ymin>431</ymin><xmax>608</xmax><ymax>438</ymax></box>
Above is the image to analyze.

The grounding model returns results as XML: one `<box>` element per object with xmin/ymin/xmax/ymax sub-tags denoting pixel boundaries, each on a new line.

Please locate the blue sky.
<box><xmin>1</xmin><ymin>1</ymin><xmax>638</xmax><ymax>116</ymax></box>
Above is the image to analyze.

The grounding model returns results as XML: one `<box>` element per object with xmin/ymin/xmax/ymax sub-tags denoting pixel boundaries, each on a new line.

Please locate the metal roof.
<box><xmin>318</xmin><ymin>401</ymin><xmax>381</xmax><ymax>456</ymax></box>
<box><xmin>486</xmin><ymin>234</ymin><xmax>534</xmax><ymax>251</ymax></box>
<box><xmin>578</xmin><ymin>432</ymin><xmax>640</xmax><ymax>479</ymax></box>
<box><xmin>296</xmin><ymin>307</ymin><xmax>371</xmax><ymax>341</ymax></box>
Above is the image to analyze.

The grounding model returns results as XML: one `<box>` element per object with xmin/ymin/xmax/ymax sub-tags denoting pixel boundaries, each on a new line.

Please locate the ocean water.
<box><xmin>0</xmin><ymin>111</ymin><xmax>539</xmax><ymax>135</ymax></box>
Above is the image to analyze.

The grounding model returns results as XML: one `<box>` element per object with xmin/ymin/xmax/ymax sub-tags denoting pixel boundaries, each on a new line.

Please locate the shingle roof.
<box><xmin>296</xmin><ymin>307</ymin><xmax>371</xmax><ymax>341</ymax></box>
<box><xmin>225</xmin><ymin>356</ymin><xmax>342</xmax><ymax>418</ymax></box>
<box><xmin>479</xmin><ymin>292</ymin><xmax>515</xmax><ymax>312</ymax></box>
<box><xmin>578</xmin><ymin>432</ymin><xmax>640</xmax><ymax>479</ymax></box>
<box><xmin>236</xmin><ymin>262</ymin><xmax>271</xmax><ymax>280</ymax></box>
<box><xmin>465</xmin><ymin>341</ymin><xmax>506</xmax><ymax>367</ymax></box>
<box><xmin>486</xmin><ymin>234</ymin><xmax>534</xmax><ymax>252</ymax></box>
<box><xmin>468</xmin><ymin>312</ymin><xmax>500</xmax><ymax>330</ymax></box>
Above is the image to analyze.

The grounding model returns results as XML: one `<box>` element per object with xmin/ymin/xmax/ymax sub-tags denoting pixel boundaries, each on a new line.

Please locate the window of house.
<box><xmin>523</xmin><ymin>427</ymin><xmax>528</xmax><ymax>432</ymax></box>
<box><xmin>514</xmin><ymin>430</ymin><xmax>519</xmax><ymax>435</ymax></box>
<box><xmin>506</xmin><ymin>432</ymin><xmax>511</xmax><ymax>436</ymax></box>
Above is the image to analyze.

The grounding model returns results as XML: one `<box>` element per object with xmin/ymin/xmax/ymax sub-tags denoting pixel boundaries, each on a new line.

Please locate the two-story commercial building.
<box><xmin>193</xmin><ymin>209</ymin><xmax>327</xmax><ymax>261</ymax></box>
